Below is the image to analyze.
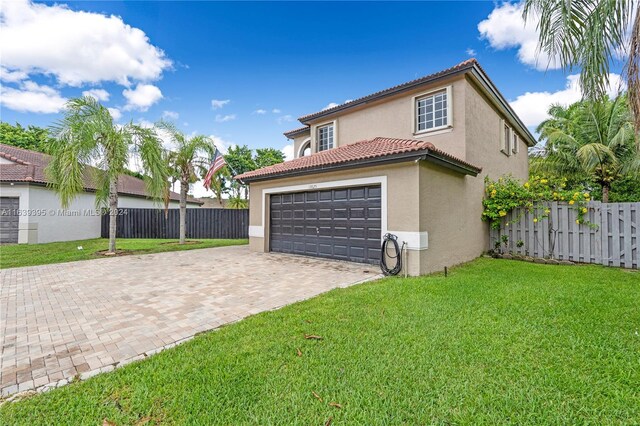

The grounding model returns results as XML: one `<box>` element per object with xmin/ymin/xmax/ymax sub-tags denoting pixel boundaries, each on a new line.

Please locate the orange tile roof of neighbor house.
<box><xmin>0</xmin><ymin>144</ymin><xmax>202</xmax><ymax>204</ymax></box>
<box><xmin>235</xmin><ymin>137</ymin><xmax>482</xmax><ymax>182</ymax></box>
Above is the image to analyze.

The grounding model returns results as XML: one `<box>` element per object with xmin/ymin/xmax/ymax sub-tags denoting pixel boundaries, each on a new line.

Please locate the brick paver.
<box><xmin>0</xmin><ymin>246</ymin><xmax>378</xmax><ymax>397</ymax></box>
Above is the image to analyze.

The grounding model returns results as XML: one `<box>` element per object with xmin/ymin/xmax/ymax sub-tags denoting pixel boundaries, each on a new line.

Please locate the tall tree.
<box><xmin>0</xmin><ymin>122</ymin><xmax>56</xmax><ymax>153</ymax></box>
<box><xmin>523</xmin><ymin>0</ymin><xmax>640</xmax><ymax>135</ymax></box>
<box><xmin>48</xmin><ymin>97</ymin><xmax>168</xmax><ymax>253</ymax></box>
<box><xmin>532</xmin><ymin>95</ymin><xmax>639</xmax><ymax>202</ymax></box>
<box><xmin>157</xmin><ymin>122</ymin><xmax>217</xmax><ymax>244</ymax></box>
<box><xmin>224</xmin><ymin>145</ymin><xmax>255</xmax><ymax>200</ymax></box>
<box><xmin>254</xmin><ymin>147</ymin><xmax>285</xmax><ymax>169</ymax></box>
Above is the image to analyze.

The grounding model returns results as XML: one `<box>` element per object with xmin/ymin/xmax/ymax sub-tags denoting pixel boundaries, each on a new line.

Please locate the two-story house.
<box><xmin>236</xmin><ymin>59</ymin><xmax>535</xmax><ymax>275</ymax></box>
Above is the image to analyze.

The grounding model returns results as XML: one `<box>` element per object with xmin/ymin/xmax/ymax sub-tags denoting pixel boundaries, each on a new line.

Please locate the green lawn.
<box><xmin>1</xmin><ymin>259</ymin><xmax>638</xmax><ymax>425</ymax></box>
<box><xmin>0</xmin><ymin>238</ymin><xmax>248</xmax><ymax>269</ymax></box>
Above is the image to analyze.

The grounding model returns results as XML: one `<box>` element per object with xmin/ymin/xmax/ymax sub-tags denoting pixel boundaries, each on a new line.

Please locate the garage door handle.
<box><xmin>316</xmin><ymin>227</ymin><xmax>319</xmax><ymax>235</ymax></box>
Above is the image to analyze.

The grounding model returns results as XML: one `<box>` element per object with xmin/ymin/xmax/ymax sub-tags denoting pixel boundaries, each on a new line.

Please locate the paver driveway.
<box><xmin>0</xmin><ymin>245</ymin><xmax>378</xmax><ymax>397</ymax></box>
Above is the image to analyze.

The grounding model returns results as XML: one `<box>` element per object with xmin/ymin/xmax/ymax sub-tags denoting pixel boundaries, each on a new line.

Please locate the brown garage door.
<box><xmin>269</xmin><ymin>185</ymin><xmax>381</xmax><ymax>264</ymax></box>
<box><xmin>0</xmin><ymin>197</ymin><xmax>19</xmax><ymax>244</ymax></box>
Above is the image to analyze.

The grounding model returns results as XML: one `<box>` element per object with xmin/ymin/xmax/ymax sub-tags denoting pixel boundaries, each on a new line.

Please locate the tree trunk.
<box><xmin>108</xmin><ymin>176</ymin><xmax>119</xmax><ymax>254</ymax></box>
<box><xmin>179</xmin><ymin>177</ymin><xmax>187</xmax><ymax>244</ymax></box>
<box><xmin>602</xmin><ymin>184</ymin><xmax>610</xmax><ymax>203</ymax></box>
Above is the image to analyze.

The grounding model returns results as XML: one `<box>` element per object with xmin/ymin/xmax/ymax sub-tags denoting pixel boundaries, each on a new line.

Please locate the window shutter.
<box><xmin>512</xmin><ymin>133</ymin><xmax>519</xmax><ymax>154</ymax></box>
<box><xmin>500</xmin><ymin>119</ymin><xmax>508</xmax><ymax>155</ymax></box>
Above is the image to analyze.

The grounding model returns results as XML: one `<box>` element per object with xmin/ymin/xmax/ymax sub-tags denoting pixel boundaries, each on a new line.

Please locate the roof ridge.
<box><xmin>236</xmin><ymin>136</ymin><xmax>480</xmax><ymax>181</ymax></box>
<box><xmin>0</xmin><ymin>150</ymin><xmax>31</xmax><ymax>165</ymax></box>
<box><xmin>297</xmin><ymin>59</ymin><xmax>478</xmax><ymax>122</ymax></box>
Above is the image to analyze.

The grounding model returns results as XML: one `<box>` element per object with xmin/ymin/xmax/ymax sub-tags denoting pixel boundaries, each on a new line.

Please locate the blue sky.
<box><xmin>1</xmin><ymin>1</ymin><xmax>626</xmax><ymax>169</ymax></box>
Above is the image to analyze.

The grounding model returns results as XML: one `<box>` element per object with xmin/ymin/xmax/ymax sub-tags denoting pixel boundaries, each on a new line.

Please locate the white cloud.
<box><xmin>122</xmin><ymin>83</ymin><xmax>163</xmax><ymax>111</ymax></box>
<box><xmin>0</xmin><ymin>80</ymin><xmax>67</xmax><ymax>113</ymax></box>
<box><xmin>211</xmin><ymin>99</ymin><xmax>230</xmax><ymax>109</ymax></box>
<box><xmin>0</xmin><ymin>67</ymin><xmax>28</xmax><ymax>83</ymax></box>
<box><xmin>162</xmin><ymin>110</ymin><xmax>179</xmax><ymax>120</ymax></box>
<box><xmin>277</xmin><ymin>114</ymin><xmax>294</xmax><ymax>124</ymax></box>
<box><xmin>323</xmin><ymin>102</ymin><xmax>340</xmax><ymax>110</ymax></box>
<box><xmin>478</xmin><ymin>2</ymin><xmax>559</xmax><ymax>70</ymax></box>
<box><xmin>510</xmin><ymin>73</ymin><xmax>625</xmax><ymax>127</ymax></box>
<box><xmin>272</xmin><ymin>108</ymin><xmax>281</xmax><ymax>114</ymax></box>
<box><xmin>209</xmin><ymin>135</ymin><xmax>235</xmax><ymax>154</ymax></box>
<box><xmin>281</xmin><ymin>143</ymin><xmax>294</xmax><ymax>161</ymax></box>
<box><xmin>215</xmin><ymin>114</ymin><xmax>236</xmax><ymax>123</ymax></box>
<box><xmin>108</xmin><ymin>107</ymin><xmax>122</xmax><ymax>121</ymax></box>
<box><xmin>466</xmin><ymin>48</ymin><xmax>476</xmax><ymax>57</ymax></box>
<box><xmin>0</xmin><ymin>0</ymin><xmax>171</xmax><ymax>87</ymax></box>
<box><xmin>254</xmin><ymin>109</ymin><xmax>267</xmax><ymax>115</ymax></box>
<box><xmin>82</xmin><ymin>88</ymin><xmax>110</xmax><ymax>102</ymax></box>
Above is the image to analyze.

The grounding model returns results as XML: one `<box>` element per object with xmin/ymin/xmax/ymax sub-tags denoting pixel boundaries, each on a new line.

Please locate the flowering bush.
<box><xmin>482</xmin><ymin>175</ymin><xmax>592</xmax><ymax>229</ymax></box>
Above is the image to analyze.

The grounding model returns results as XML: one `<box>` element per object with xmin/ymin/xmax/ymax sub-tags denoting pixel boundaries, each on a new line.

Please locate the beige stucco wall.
<box><xmin>413</xmin><ymin>79</ymin><xmax>529</xmax><ymax>274</ymax></box>
<box><xmin>248</xmin><ymin>162</ymin><xmax>427</xmax><ymax>275</ymax></box>
<box><xmin>251</xmin><ymin>74</ymin><xmax>530</xmax><ymax>275</ymax></box>
<box><xmin>304</xmin><ymin>76</ymin><xmax>468</xmax><ymax>160</ymax></box>
<box><xmin>292</xmin><ymin>133</ymin><xmax>311</xmax><ymax>158</ymax></box>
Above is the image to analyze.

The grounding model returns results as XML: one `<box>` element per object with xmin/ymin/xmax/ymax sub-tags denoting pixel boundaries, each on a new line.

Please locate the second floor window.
<box><xmin>317</xmin><ymin>124</ymin><xmax>334</xmax><ymax>151</ymax></box>
<box><xmin>417</xmin><ymin>90</ymin><xmax>448</xmax><ymax>131</ymax></box>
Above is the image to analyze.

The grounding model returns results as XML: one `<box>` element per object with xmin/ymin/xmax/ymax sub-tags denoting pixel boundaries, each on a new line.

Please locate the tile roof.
<box><xmin>283</xmin><ymin>126</ymin><xmax>310</xmax><ymax>138</ymax></box>
<box><xmin>235</xmin><ymin>137</ymin><xmax>481</xmax><ymax>181</ymax></box>
<box><xmin>0</xmin><ymin>144</ymin><xmax>202</xmax><ymax>204</ymax></box>
<box><xmin>298</xmin><ymin>58</ymin><xmax>478</xmax><ymax>123</ymax></box>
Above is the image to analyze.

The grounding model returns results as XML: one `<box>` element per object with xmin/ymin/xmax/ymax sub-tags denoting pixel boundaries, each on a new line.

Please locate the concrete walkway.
<box><xmin>0</xmin><ymin>245</ymin><xmax>378</xmax><ymax>397</ymax></box>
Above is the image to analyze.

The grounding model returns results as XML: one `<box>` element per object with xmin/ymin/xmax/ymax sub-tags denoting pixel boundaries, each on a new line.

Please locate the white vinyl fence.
<box><xmin>489</xmin><ymin>202</ymin><xmax>639</xmax><ymax>269</ymax></box>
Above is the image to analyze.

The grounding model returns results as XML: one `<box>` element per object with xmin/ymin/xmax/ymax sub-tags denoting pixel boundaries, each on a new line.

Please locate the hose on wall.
<box><xmin>380</xmin><ymin>233</ymin><xmax>402</xmax><ymax>276</ymax></box>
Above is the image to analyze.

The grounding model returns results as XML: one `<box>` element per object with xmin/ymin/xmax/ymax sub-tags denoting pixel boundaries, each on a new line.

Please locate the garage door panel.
<box><xmin>270</xmin><ymin>185</ymin><xmax>381</xmax><ymax>264</ymax></box>
<box><xmin>368</xmin><ymin>186</ymin><xmax>382</xmax><ymax>198</ymax></box>
<box><xmin>318</xmin><ymin>208</ymin><xmax>332</xmax><ymax>219</ymax></box>
<box><xmin>368</xmin><ymin>206</ymin><xmax>382</xmax><ymax>219</ymax></box>
<box><xmin>349</xmin><ymin>187</ymin><xmax>365</xmax><ymax>199</ymax></box>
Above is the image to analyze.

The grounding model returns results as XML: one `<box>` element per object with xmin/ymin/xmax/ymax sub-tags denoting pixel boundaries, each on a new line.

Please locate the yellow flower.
<box><xmin>552</xmin><ymin>192</ymin><xmax>558</xmax><ymax>198</ymax></box>
<box><xmin>583</xmin><ymin>192</ymin><xmax>590</xmax><ymax>198</ymax></box>
<box><xmin>524</xmin><ymin>182</ymin><xmax>530</xmax><ymax>188</ymax></box>
<box><xmin>544</xmin><ymin>209</ymin><xmax>551</xmax><ymax>214</ymax></box>
<box><xmin>499</xmin><ymin>210</ymin><xmax>507</xmax><ymax>217</ymax></box>
<box><xmin>582</xmin><ymin>207</ymin><xmax>587</xmax><ymax>213</ymax></box>
<box><xmin>533</xmin><ymin>218</ymin><xmax>538</xmax><ymax>223</ymax></box>
<box><xmin>569</xmin><ymin>200</ymin><xmax>575</xmax><ymax>205</ymax></box>
<box><xmin>540</xmin><ymin>179</ymin><xmax>548</xmax><ymax>184</ymax></box>
<box><xmin>490</xmin><ymin>189</ymin><xmax>497</xmax><ymax>197</ymax></box>
<box><xmin>576</xmin><ymin>219</ymin><xmax>580</xmax><ymax>224</ymax></box>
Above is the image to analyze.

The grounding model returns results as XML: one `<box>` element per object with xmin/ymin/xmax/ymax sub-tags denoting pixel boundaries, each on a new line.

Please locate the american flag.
<box><xmin>203</xmin><ymin>149</ymin><xmax>227</xmax><ymax>190</ymax></box>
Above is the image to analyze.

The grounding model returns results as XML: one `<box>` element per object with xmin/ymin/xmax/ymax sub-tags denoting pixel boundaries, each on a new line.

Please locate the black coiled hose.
<box><xmin>380</xmin><ymin>233</ymin><xmax>402</xmax><ymax>276</ymax></box>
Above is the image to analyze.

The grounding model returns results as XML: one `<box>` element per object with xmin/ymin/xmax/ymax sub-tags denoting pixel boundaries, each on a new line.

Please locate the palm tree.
<box><xmin>523</xmin><ymin>0</ymin><xmax>640</xmax><ymax>135</ymax></box>
<box><xmin>533</xmin><ymin>96</ymin><xmax>640</xmax><ymax>202</ymax></box>
<box><xmin>48</xmin><ymin>97</ymin><xmax>168</xmax><ymax>253</ymax></box>
<box><xmin>156</xmin><ymin>122</ymin><xmax>217</xmax><ymax>244</ymax></box>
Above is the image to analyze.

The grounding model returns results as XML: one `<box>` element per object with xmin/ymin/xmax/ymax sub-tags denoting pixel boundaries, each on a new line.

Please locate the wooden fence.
<box><xmin>489</xmin><ymin>202</ymin><xmax>638</xmax><ymax>269</ymax></box>
<box><xmin>101</xmin><ymin>208</ymin><xmax>249</xmax><ymax>239</ymax></box>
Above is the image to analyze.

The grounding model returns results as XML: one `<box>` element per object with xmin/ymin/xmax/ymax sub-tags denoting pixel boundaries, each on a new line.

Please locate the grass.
<box><xmin>1</xmin><ymin>259</ymin><xmax>639</xmax><ymax>425</ymax></box>
<box><xmin>0</xmin><ymin>238</ymin><xmax>248</xmax><ymax>269</ymax></box>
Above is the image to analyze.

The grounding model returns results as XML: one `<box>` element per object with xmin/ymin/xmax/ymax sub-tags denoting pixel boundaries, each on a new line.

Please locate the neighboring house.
<box><xmin>236</xmin><ymin>59</ymin><xmax>535</xmax><ymax>275</ymax></box>
<box><xmin>0</xmin><ymin>144</ymin><xmax>202</xmax><ymax>244</ymax></box>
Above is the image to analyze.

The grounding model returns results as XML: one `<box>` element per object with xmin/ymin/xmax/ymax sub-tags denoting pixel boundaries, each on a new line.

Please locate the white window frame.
<box><xmin>413</xmin><ymin>85</ymin><xmax>453</xmax><ymax>135</ymax></box>
<box><xmin>316</xmin><ymin>122</ymin><xmax>335</xmax><ymax>152</ymax></box>
<box><xmin>500</xmin><ymin>119</ymin><xmax>511</xmax><ymax>156</ymax></box>
<box><xmin>297</xmin><ymin>138</ymin><xmax>311</xmax><ymax>158</ymax></box>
